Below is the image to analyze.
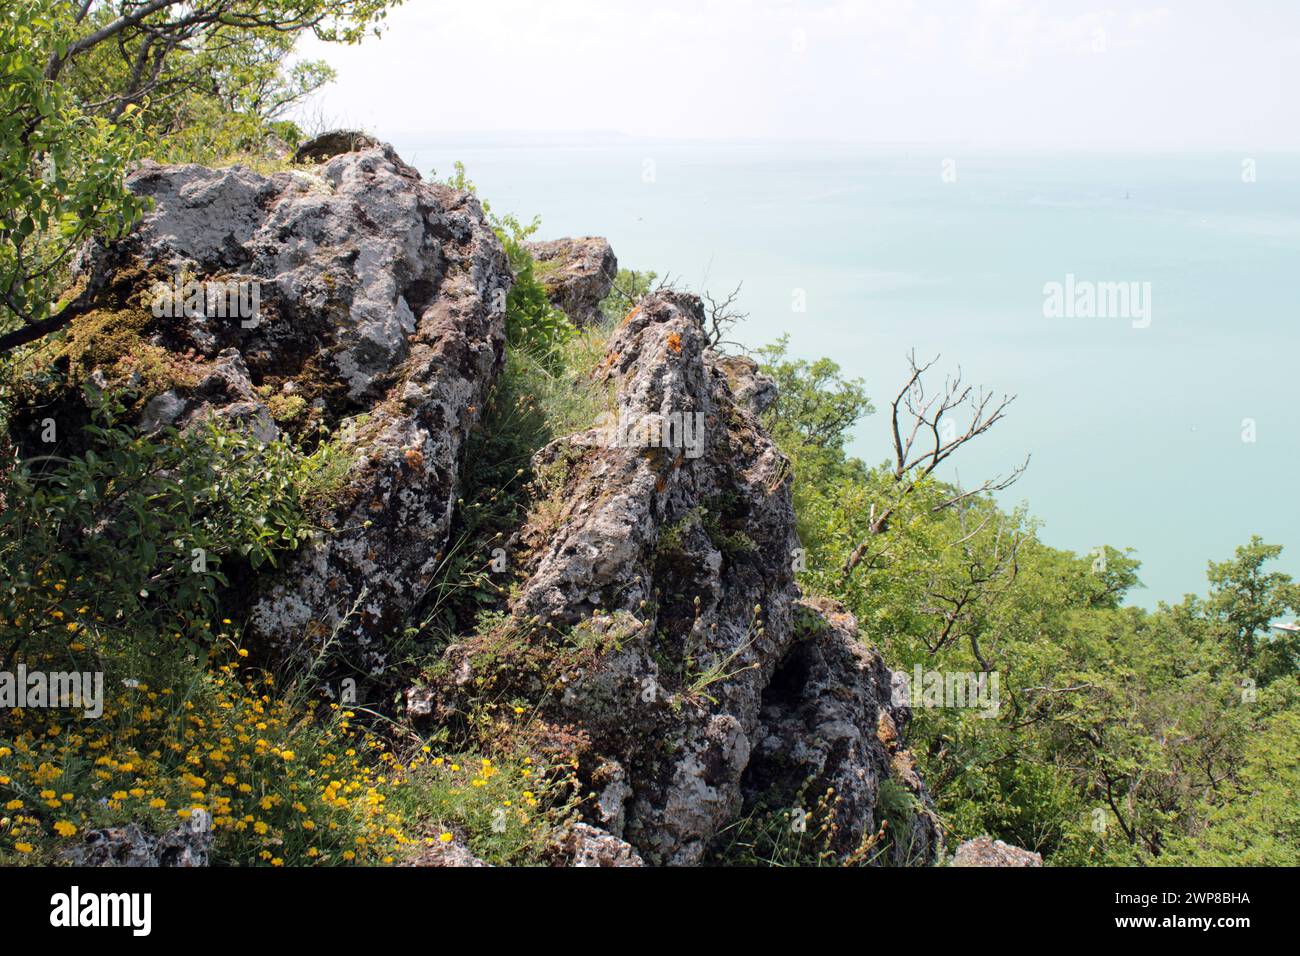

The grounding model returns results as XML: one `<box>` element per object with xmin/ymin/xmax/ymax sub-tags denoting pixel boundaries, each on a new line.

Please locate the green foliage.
<box><xmin>1162</xmin><ymin>708</ymin><xmax>1300</xmax><ymax>866</ymax></box>
<box><xmin>756</xmin><ymin>338</ymin><xmax>1300</xmax><ymax>866</ymax></box>
<box><xmin>0</xmin><ymin>375</ymin><xmax>571</xmax><ymax>867</ymax></box>
<box><xmin>1</xmin><ymin>2</ymin><xmax>148</xmax><ymax>351</ymax></box>
<box><xmin>874</xmin><ymin>778</ymin><xmax>931</xmax><ymax>865</ymax></box>
<box><xmin>59</xmin><ymin>20</ymin><xmax>329</xmax><ymax>163</ymax></box>
<box><xmin>387</xmin><ymin>748</ymin><xmax>582</xmax><ymax>866</ymax></box>
<box><xmin>752</xmin><ymin>336</ymin><xmax>874</xmax><ymax>557</ymax></box>
<box><xmin>0</xmin><ymin>666</ymin><xmax>412</xmax><ymax>866</ymax></box>
<box><xmin>1199</xmin><ymin>536</ymin><xmax>1300</xmax><ymax>685</ymax></box>
<box><xmin>707</xmin><ymin>800</ymin><xmax>841</xmax><ymax>867</ymax></box>
<box><xmin>756</xmin><ymin>335</ymin><xmax>873</xmax><ymax>462</ymax></box>
<box><xmin>683</xmin><ymin>607</ymin><xmax>762</xmax><ymax>705</ymax></box>
<box><xmin>708</xmin><ymin>784</ymin><xmax>906</xmax><ymax>867</ymax></box>
<box><xmin>49</xmin><ymin>0</ymin><xmax>396</xmax><ymax>145</ymax></box>
<box><xmin>599</xmin><ymin>268</ymin><xmax>659</xmax><ymax>323</ymax></box>
<box><xmin>0</xmin><ymin>392</ymin><xmax>331</xmax><ymax>671</ymax></box>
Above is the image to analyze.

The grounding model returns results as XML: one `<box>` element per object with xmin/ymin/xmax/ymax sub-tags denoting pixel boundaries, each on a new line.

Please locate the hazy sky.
<box><xmin>294</xmin><ymin>0</ymin><xmax>1300</xmax><ymax>149</ymax></box>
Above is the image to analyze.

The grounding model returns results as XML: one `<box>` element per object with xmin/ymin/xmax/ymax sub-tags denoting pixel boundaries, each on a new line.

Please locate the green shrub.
<box><xmin>0</xmin><ymin>392</ymin><xmax>332</xmax><ymax>672</ymax></box>
<box><xmin>599</xmin><ymin>268</ymin><xmax>660</xmax><ymax>323</ymax></box>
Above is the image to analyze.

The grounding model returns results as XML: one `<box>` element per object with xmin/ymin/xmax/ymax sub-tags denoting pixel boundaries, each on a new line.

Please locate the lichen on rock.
<box><xmin>20</xmin><ymin>139</ymin><xmax>512</xmax><ymax>677</ymax></box>
<box><xmin>17</xmin><ymin>136</ymin><xmax>940</xmax><ymax>868</ymax></box>
<box><xmin>952</xmin><ymin>836</ymin><xmax>1044</xmax><ymax>867</ymax></box>
<box><xmin>61</xmin><ymin>823</ymin><xmax>212</xmax><ymax>868</ymax></box>
<box><xmin>525</xmin><ymin>236</ymin><xmax>618</xmax><ymax>327</ymax></box>
<box><xmin>426</xmin><ymin>291</ymin><xmax>940</xmax><ymax>866</ymax></box>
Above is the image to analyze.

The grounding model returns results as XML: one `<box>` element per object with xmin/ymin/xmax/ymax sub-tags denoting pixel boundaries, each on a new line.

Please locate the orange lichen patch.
<box><xmin>666</xmin><ymin>332</ymin><xmax>682</xmax><ymax>354</ymax></box>
<box><xmin>877</xmin><ymin>710</ymin><xmax>899</xmax><ymax>748</ymax></box>
<box><xmin>620</xmin><ymin>306</ymin><xmax>641</xmax><ymax>326</ymax></box>
<box><xmin>403</xmin><ymin>447</ymin><xmax>424</xmax><ymax>469</ymax></box>
<box><xmin>604</xmin><ymin>352</ymin><xmax>620</xmax><ymax>368</ymax></box>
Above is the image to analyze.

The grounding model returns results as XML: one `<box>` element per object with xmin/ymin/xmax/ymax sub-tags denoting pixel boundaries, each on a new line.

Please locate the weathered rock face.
<box><xmin>403</xmin><ymin>838</ymin><xmax>491</xmax><ymax>867</ymax></box>
<box><xmin>713</xmin><ymin>353</ymin><xmax>778</xmax><ymax>416</ymax></box>
<box><xmin>525</xmin><ymin>237</ymin><xmax>618</xmax><ymax>326</ymax></box>
<box><xmin>428</xmin><ymin>292</ymin><xmax>938</xmax><ymax>866</ymax></box>
<box><xmin>556</xmin><ymin>823</ymin><xmax>645</xmax><ymax>867</ymax></box>
<box><xmin>952</xmin><ymin>836</ymin><xmax>1043</xmax><ymax>867</ymax></box>
<box><xmin>20</xmin><ymin>140</ymin><xmax>937</xmax><ymax>867</ymax></box>
<box><xmin>292</xmin><ymin>129</ymin><xmax>383</xmax><ymax>166</ymax></box>
<box><xmin>745</xmin><ymin>597</ymin><xmax>941</xmax><ymax>864</ymax></box>
<box><xmin>45</xmin><ymin>143</ymin><xmax>511</xmax><ymax>673</ymax></box>
<box><xmin>401</xmin><ymin>822</ymin><xmax>644</xmax><ymax>867</ymax></box>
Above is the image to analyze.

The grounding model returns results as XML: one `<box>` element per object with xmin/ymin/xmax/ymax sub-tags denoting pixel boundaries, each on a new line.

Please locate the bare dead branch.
<box><xmin>841</xmin><ymin>351</ymin><xmax>1024</xmax><ymax>580</ymax></box>
<box><xmin>702</xmin><ymin>282</ymin><xmax>745</xmax><ymax>349</ymax></box>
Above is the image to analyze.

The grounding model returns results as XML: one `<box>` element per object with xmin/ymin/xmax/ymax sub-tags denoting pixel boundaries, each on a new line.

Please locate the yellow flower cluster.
<box><xmin>0</xmin><ymin>662</ymin><xmax>416</xmax><ymax>865</ymax></box>
<box><xmin>2</xmin><ymin>654</ymin><xmax>568</xmax><ymax>865</ymax></box>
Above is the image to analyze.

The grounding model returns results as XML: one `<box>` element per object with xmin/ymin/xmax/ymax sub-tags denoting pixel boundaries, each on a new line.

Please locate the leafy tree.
<box><xmin>0</xmin><ymin>392</ymin><xmax>334</xmax><ymax>674</ymax></box>
<box><xmin>1198</xmin><ymin>536</ymin><xmax>1300</xmax><ymax>684</ymax></box>
<box><xmin>1</xmin><ymin>0</ymin><xmax>401</xmax><ymax>357</ymax></box>
<box><xmin>1163</xmin><ymin>709</ymin><xmax>1300</xmax><ymax>866</ymax></box>
<box><xmin>756</xmin><ymin>335</ymin><xmax>872</xmax><ymax>462</ymax></box>
<box><xmin>755</xmin><ymin>338</ymin><xmax>1300</xmax><ymax>865</ymax></box>
<box><xmin>0</xmin><ymin>2</ymin><xmax>148</xmax><ymax>355</ymax></box>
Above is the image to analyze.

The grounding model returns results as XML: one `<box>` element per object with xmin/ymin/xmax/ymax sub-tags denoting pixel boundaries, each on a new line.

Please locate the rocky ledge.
<box><xmin>525</xmin><ymin>236</ymin><xmax>618</xmax><ymax>326</ymax></box>
<box><xmin>17</xmin><ymin>142</ymin><xmax>510</xmax><ymax>677</ymax></box>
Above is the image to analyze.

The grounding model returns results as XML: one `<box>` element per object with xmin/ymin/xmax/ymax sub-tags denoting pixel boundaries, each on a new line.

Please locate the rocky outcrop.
<box><xmin>427</xmin><ymin>291</ymin><xmax>937</xmax><ymax>866</ymax></box>
<box><xmin>744</xmin><ymin>597</ymin><xmax>941</xmax><ymax>864</ymax></box>
<box><xmin>713</xmin><ymin>353</ymin><xmax>778</xmax><ymax>416</ymax></box>
<box><xmin>292</xmin><ymin>129</ymin><xmax>382</xmax><ymax>165</ymax></box>
<box><xmin>135</xmin><ymin>347</ymin><xmax>277</xmax><ymax>441</ymax></box>
<box><xmin>553</xmin><ymin>823</ymin><xmax>645</xmax><ymax>867</ymax></box>
<box><xmin>21</xmin><ymin>139</ymin><xmax>936</xmax><ymax>867</ymax></box>
<box><xmin>28</xmin><ymin>143</ymin><xmax>511</xmax><ymax>674</ymax></box>
<box><xmin>952</xmin><ymin>836</ymin><xmax>1043</xmax><ymax>867</ymax></box>
<box><xmin>525</xmin><ymin>236</ymin><xmax>618</xmax><ymax>326</ymax></box>
<box><xmin>61</xmin><ymin>823</ymin><xmax>212</xmax><ymax>867</ymax></box>
<box><xmin>402</xmin><ymin>823</ymin><xmax>642</xmax><ymax>867</ymax></box>
<box><xmin>403</xmin><ymin>839</ymin><xmax>491</xmax><ymax>867</ymax></box>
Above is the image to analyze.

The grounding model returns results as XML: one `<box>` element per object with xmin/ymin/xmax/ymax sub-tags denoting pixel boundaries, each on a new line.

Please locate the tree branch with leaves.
<box><xmin>1</xmin><ymin>0</ymin><xmax>401</xmax><ymax>359</ymax></box>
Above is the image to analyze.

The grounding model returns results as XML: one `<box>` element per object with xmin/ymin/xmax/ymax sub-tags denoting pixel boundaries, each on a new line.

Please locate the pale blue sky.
<box><xmin>296</xmin><ymin>0</ymin><xmax>1300</xmax><ymax>149</ymax></box>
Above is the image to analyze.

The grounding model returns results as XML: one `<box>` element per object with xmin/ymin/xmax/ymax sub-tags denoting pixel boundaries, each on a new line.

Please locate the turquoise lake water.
<box><xmin>393</xmin><ymin>137</ymin><xmax>1300</xmax><ymax>607</ymax></box>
